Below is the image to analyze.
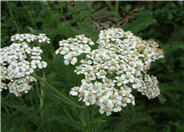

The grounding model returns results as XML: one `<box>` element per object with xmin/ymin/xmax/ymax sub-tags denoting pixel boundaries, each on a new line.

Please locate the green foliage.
<box><xmin>1</xmin><ymin>1</ymin><xmax>184</xmax><ymax>132</ymax></box>
<box><xmin>123</xmin><ymin>15</ymin><xmax>156</xmax><ymax>34</ymax></box>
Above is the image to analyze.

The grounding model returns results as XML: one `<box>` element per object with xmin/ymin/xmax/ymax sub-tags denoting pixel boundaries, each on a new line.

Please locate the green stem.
<box><xmin>115</xmin><ymin>1</ymin><xmax>119</xmax><ymax>16</ymax></box>
<box><xmin>32</xmin><ymin>74</ymin><xmax>83</xmax><ymax>109</ymax></box>
<box><xmin>29</xmin><ymin>91</ymin><xmax>34</xmax><ymax>108</ymax></box>
<box><xmin>36</xmin><ymin>80</ymin><xmax>41</xmax><ymax>98</ymax></box>
<box><xmin>105</xmin><ymin>1</ymin><xmax>114</xmax><ymax>13</ymax></box>
<box><xmin>3</xmin><ymin>94</ymin><xmax>11</xmax><ymax>101</ymax></box>
<box><xmin>2</xmin><ymin>102</ymin><xmax>10</xmax><ymax>116</ymax></box>
<box><xmin>80</xmin><ymin>108</ymin><xmax>87</xmax><ymax>128</ymax></box>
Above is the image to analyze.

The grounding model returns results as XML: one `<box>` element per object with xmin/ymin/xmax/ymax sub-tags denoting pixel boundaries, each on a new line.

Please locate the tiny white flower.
<box><xmin>71</xmin><ymin>57</ymin><xmax>77</xmax><ymax>65</ymax></box>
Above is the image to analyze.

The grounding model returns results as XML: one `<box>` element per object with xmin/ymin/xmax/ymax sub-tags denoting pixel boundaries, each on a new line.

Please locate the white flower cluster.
<box><xmin>55</xmin><ymin>35</ymin><xmax>94</xmax><ymax>65</ymax></box>
<box><xmin>11</xmin><ymin>33</ymin><xmax>50</xmax><ymax>43</ymax></box>
<box><xmin>0</xmin><ymin>34</ymin><xmax>50</xmax><ymax>96</ymax></box>
<box><xmin>57</xmin><ymin>28</ymin><xmax>164</xmax><ymax>116</ymax></box>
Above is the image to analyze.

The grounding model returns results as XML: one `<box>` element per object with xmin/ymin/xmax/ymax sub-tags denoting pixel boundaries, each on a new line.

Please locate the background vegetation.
<box><xmin>1</xmin><ymin>1</ymin><xmax>184</xmax><ymax>132</ymax></box>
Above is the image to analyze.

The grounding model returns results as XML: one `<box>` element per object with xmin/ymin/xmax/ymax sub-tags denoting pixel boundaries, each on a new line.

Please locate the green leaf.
<box><xmin>123</xmin><ymin>15</ymin><xmax>156</xmax><ymax>34</ymax></box>
<box><xmin>125</xmin><ymin>4</ymin><xmax>131</xmax><ymax>11</ymax></box>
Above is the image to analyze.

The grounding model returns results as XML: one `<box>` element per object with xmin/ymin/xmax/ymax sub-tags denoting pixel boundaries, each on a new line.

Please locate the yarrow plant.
<box><xmin>0</xmin><ymin>34</ymin><xmax>50</xmax><ymax>96</ymax></box>
<box><xmin>56</xmin><ymin>28</ymin><xmax>164</xmax><ymax>116</ymax></box>
<box><xmin>0</xmin><ymin>28</ymin><xmax>164</xmax><ymax>116</ymax></box>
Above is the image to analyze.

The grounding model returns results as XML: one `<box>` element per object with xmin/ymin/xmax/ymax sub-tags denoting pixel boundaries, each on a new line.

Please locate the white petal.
<box><xmin>71</xmin><ymin>58</ymin><xmax>77</xmax><ymax>65</ymax></box>
<box><xmin>64</xmin><ymin>60</ymin><xmax>69</xmax><ymax>65</ymax></box>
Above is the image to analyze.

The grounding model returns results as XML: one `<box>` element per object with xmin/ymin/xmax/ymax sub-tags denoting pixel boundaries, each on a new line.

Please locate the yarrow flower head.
<box><xmin>56</xmin><ymin>28</ymin><xmax>164</xmax><ymax>116</ymax></box>
<box><xmin>11</xmin><ymin>33</ymin><xmax>50</xmax><ymax>43</ymax></box>
<box><xmin>55</xmin><ymin>34</ymin><xmax>94</xmax><ymax>65</ymax></box>
<box><xmin>0</xmin><ymin>33</ymin><xmax>50</xmax><ymax>96</ymax></box>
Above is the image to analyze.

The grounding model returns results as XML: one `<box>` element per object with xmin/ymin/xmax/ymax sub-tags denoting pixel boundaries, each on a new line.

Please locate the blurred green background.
<box><xmin>1</xmin><ymin>1</ymin><xmax>184</xmax><ymax>132</ymax></box>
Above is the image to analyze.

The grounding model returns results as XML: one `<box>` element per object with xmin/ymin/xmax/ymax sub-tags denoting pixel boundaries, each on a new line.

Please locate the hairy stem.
<box><xmin>32</xmin><ymin>74</ymin><xmax>84</xmax><ymax>109</ymax></box>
